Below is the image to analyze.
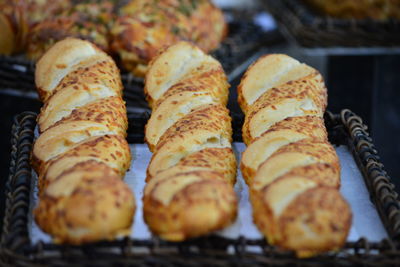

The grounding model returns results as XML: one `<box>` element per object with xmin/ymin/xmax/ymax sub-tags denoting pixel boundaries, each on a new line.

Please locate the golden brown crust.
<box><xmin>35</xmin><ymin>37</ymin><xmax>109</xmax><ymax>102</ymax></box>
<box><xmin>32</xmin><ymin>121</ymin><xmax>110</xmax><ymax>173</ymax></box>
<box><xmin>155</xmin><ymin>104</ymin><xmax>232</xmax><ymax>152</ymax></box>
<box><xmin>0</xmin><ymin>0</ymin><xmax>70</xmax><ymax>55</ymax></box>
<box><xmin>111</xmin><ymin>0</ymin><xmax>227</xmax><ymax>76</ymax></box>
<box><xmin>240</xmin><ymin>116</ymin><xmax>328</xmax><ymax>184</ymax></box>
<box><xmin>0</xmin><ymin>12</ymin><xmax>15</xmax><ymax>55</ymax></box>
<box><xmin>51</xmin><ymin>58</ymin><xmax>123</xmax><ymax>99</ymax></box>
<box><xmin>304</xmin><ymin>0</ymin><xmax>400</xmax><ymax>20</ymax></box>
<box><xmin>34</xmin><ymin>161</ymin><xmax>135</xmax><ymax>245</ymax></box>
<box><xmin>238</xmin><ymin>54</ymin><xmax>351</xmax><ymax>257</ymax></box>
<box><xmin>264</xmin><ymin>116</ymin><xmax>328</xmax><ymax>140</ymax></box>
<box><xmin>144</xmin><ymin>41</ymin><xmax>227</xmax><ymax>109</ymax></box>
<box><xmin>144</xmin><ymin>63</ymin><xmax>229</xmax><ymax>151</ymax></box>
<box><xmin>242</xmin><ymin>72</ymin><xmax>326</xmax><ymax>145</ymax></box>
<box><xmin>251</xmin><ymin>180</ymin><xmax>351</xmax><ymax>257</ymax></box>
<box><xmin>237</xmin><ymin>54</ymin><xmax>316</xmax><ymax>114</ymax></box>
<box><xmin>154</xmin><ymin>65</ymin><xmax>229</xmax><ymax>109</ymax></box>
<box><xmin>143</xmin><ymin>41</ymin><xmax>237</xmax><ymax>240</ymax></box>
<box><xmin>49</xmin><ymin>96</ymin><xmax>128</xmax><ymax>137</ymax></box>
<box><xmin>27</xmin><ymin>1</ymin><xmax>113</xmax><ymax>60</ymax></box>
<box><xmin>278</xmin><ymin>187</ymin><xmax>351</xmax><ymax>257</ymax></box>
<box><xmin>0</xmin><ymin>1</ymin><xmax>25</xmax><ymax>54</ymax></box>
<box><xmin>273</xmin><ymin>139</ymin><xmax>339</xmax><ymax>167</ymax></box>
<box><xmin>237</xmin><ymin>54</ymin><xmax>270</xmax><ymax>113</ymax></box>
<box><xmin>25</xmin><ymin>0</ymin><xmax>71</xmax><ymax>24</ymax></box>
<box><xmin>1</xmin><ymin>0</ymin><xmax>226</xmax><ymax>67</ymax></box>
<box><xmin>146</xmin><ymin>104</ymin><xmax>232</xmax><ymax>180</ymax></box>
<box><xmin>172</xmin><ymin>147</ymin><xmax>237</xmax><ymax>185</ymax></box>
<box><xmin>111</xmin><ymin>15</ymin><xmax>178</xmax><ymax>77</ymax></box>
<box><xmin>38</xmin><ymin>134</ymin><xmax>131</xmax><ymax>192</ymax></box>
<box><xmin>143</xmin><ymin>172</ymin><xmax>237</xmax><ymax>241</ymax></box>
<box><xmin>32</xmin><ymin>38</ymin><xmax>134</xmax><ymax>244</ymax></box>
<box><xmin>277</xmin><ymin>163</ymin><xmax>340</xmax><ymax>189</ymax></box>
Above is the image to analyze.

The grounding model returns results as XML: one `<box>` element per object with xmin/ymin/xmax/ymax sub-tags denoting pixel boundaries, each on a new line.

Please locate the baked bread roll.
<box><xmin>1</xmin><ymin>0</ymin><xmax>227</xmax><ymax>77</ymax></box>
<box><xmin>32</xmin><ymin>38</ymin><xmax>135</xmax><ymax>244</ymax></box>
<box><xmin>0</xmin><ymin>0</ymin><xmax>27</xmax><ymax>55</ymax></box>
<box><xmin>0</xmin><ymin>8</ymin><xmax>15</xmax><ymax>55</ymax></box>
<box><xmin>111</xmin><ymin>0</ymin><xmax>227</xmax><ymax>77</ymax></box>
<box><xmin>304</xmin><ymin>0</ymin><xmax>400</xmax><ymax>20</ymax></box>
<box><xmin>238</xmin><ymin>54</ymin><xmax>351</xmax><ymax>257</ymax></box>
<box><xmin>27</xmin><ymin>1</ymin><xmax>113</xmax><ymax>60</ymax></box>
<box><xmin>143</xmin><ymin>41</ymin><xmax>237</xmax><ymax>241</ymax></box>
<box><xmin>0</xmin><ymin>0</ymin><xmax>70</xmax><ymax>55</ymax></box>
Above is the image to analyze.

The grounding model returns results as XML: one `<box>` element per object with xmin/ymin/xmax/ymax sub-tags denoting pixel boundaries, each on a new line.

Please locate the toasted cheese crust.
<box><xmin>144</xmin><ymin>41</ymin><xmax>229</xmax><ymax>150</ymax></box>
<box><xmin>238</xmin><ymin>54</ymin><xmax>351</xmax><ymax>257</ymax></box>
<box><xmin>27</xmin><ymin>1</ymin><xmax>114</xmax><ymax>60</ymax></box>
<box><xmin>111</xmin><ymin>0</ymin><xmax>227</xmax><ymax>76</ymax></box>
<box><xmin>1</xmin><ymin>0</ymin><xmax>226</xmax><ymax>77</ymax></box>
<box><xmin>0</xmin><ymin>0</ymin><xmax>71</xmax><ymax>55</ymax></box>
<box><xmin>304</xmin><ymin>0</ymin><xmax>400</xmax><ymax>20</ymax></box>
<box><xmin>143</xmin><ymin>41</ymin><xmax>237</xmax><ymax>241</ymax></box>
<box><xmin>32</xmin><ymin>38</ymin><xmax>135</xmax><ymax>245</ymax></box>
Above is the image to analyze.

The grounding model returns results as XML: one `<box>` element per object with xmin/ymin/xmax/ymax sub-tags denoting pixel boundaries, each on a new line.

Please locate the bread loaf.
<box><xmin>32</xmin><ymin>38</ymin><xmax>135</xmax><ymax>244</ymax></box>
<box><xmin>238</xmin><ymin>54</ymin><xmax>351</xmax><ymax>257</ymax></box>
<box><xmin>1</xmin><ymin>0</ymin><xmax>227</xmax><ymax>79</ymax></box>
<box><xmin>27</xmin><ymin>1</ymin><xmax>113</xmax><ymax>60</ymax></box>
<box><xmin>111</xmin><ymin>0</ymin><xmax>227</xmax><ymax>77</ymax></box>
<box><xmin>143</xmin><ymin>41</ymin><xmax>237</xmax><ymax>241</ymax></box>
<box><xmin>0</xmin><ymin>0</ymin><xmax>70</xmax><ymax>55</ymax></box>
<box><xmin>0</xmin><ymin>0</ymin><xmax>28</xmax><ymax>55</ymax></box>
<box><xmin>304</xmin><ymin>0</ymin><xmax>400</xmax><ymax>20</ymax></box>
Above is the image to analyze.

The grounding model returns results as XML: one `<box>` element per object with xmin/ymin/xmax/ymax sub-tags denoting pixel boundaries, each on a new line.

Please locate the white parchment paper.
<box><xmin>29</xmin><ymin>143</ymin><xmax>388</xmax><ymax>244</ymax></box>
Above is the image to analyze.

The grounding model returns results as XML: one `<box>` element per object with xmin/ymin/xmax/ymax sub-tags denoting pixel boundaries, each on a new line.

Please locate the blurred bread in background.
<box><xmin>0</xmin><ymin>0</ymin><xmax>70</xmax><ymax>55</ymax></box>
<box><xmin>27</xmin><ymin>0</ymin><xmax>115</xmax><ymax>60</ymax></box>
<box><xmin>111</xmin><ymin>0</ymin><xmax>227</xmax><ymax>76</ymax></box>
<box><xmin>304</xmin><ymin>0</ymin><xmax>400</xmax><ymax>20</ymax></box>
<box><xmin>0</xmin><ymin>0</ymin><xmax>227</xmax><ymax>78</ymax></box>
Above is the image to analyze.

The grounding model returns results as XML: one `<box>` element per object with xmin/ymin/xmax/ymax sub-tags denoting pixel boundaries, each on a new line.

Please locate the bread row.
<box><xmin>142</xmin><ymin>41</ymin><xmax>238</xmax><ymax>240</ymax></box>
<box><xmin>32</xmin><ymin>38</ymin><xmax>135</xmax><ymax>244</ymax></box>
<box><xmin>31</xmin><ymin>38</ymin><xmax>352</xmax><ymax>257</ymax></box>
<box><xmin>0</xmin><ymin>0</ymin><xmax>226</xmax><ymax>77</ymax></box>
<box><xmin>238</xmin><ymin>54</ymin><xmax>352</xmax><ymax>257</ymax></box>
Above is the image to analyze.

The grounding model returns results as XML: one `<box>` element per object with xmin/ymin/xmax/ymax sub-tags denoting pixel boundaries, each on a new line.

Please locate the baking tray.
<box><xmin>263</xmin><ymin>0</ymin><xmax>400</xmax><ymax>55</ymax></box>
<box><xmin>1</xmin><ymin>110</ymin><xmax>400</xmax><ymax>266</ymax></box>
